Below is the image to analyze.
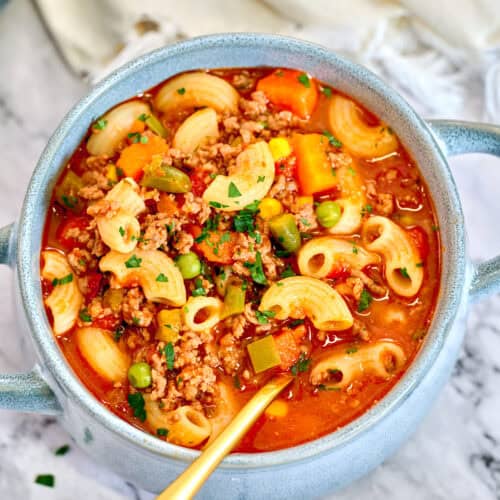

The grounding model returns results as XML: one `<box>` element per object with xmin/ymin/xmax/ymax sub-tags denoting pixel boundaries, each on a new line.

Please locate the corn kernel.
<box><xmin>269</xmin><ymin>137</ymin><xmax>292</xmax><ymax>161</ymax></box>
<box><xmin>106</xmin><ymin>164</ymin><xmax>118</xmax><ymax>183</ymax></box>
<box><xmin>265</xmin><ymin>400</ymin><xmax>289</xmax><ymax>418</ymax></box>
<box><xmin>156</xmin><ymin>309</ymin><xmax>182</xmax><ymax>343</ymax></box>
<box><xmin>259</xmin><ymin>198</ymin><xmax>283</xmax><ymax>220</ymax></box>
<box><xmin>296</xmin><ymin>195</ymin><xmax>313</xmax><ymax>207</ymax></box>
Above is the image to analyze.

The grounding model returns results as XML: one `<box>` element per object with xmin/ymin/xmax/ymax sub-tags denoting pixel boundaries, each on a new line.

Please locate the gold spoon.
<box><xmin>157</xmin><ymin>373</ymin><xmax>294</xmax><ymax>500</ymax></box>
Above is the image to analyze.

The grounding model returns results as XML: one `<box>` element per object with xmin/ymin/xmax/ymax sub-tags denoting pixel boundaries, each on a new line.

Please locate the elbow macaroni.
<box><xmin>328</xmin><ymin>94</ymin><xmax>398</xmax><ymax>158</ymax></box>
<box><xmin>202</xmin><ymin>141</ymin><xmax>275</xmax><ymax>211</ymax></box>
<box><xmin>362</xmin><ymin>216</ymin><xmax>423</xmax><ymax>297</ymax></box>
<box><xmin>76</xmin><ymin>327</ymin><xmax>130</xmax><ymax>383</ymax></box>
<box><xmin>183</xmin><ymin>296</ymin><xmax>222</xmax><ymax>332</ymax></box>
<box><xmin>87</xmin><ymin>101</ymin><xmax>151</xmax><ymax>156</ymax></box>
<box><xmin>99</xmin><ymin>249</ymin><xmax>187</xmax><ymax>306</ymax></box>
<box><xmin>173</xmin><ymin>107</ymin><xmax>219</xmax><ymax>154</ymax></box>
<box><xmin>298</xmin><ymin>236</ymin><xmax>380</xmax><ymax>278</ymax></box>
<box><xmin>259</xmin><ymin>276</ymin><xmax>353</xmax><ymax>331</ymax></box>
<box><xmin>154</xmin><ymin>72</ymin><xmax>239</xmax><ymax>115</ymax></box>
<box><xmin>95</xmin><ymin>178</ymin><xmax>146</xmax><ymax>254</ymax></box>
<box><xmin>205</xmin><ymin>382</ymin><xmax>239</xmax><ymax>446</ymax></box>
<box><xmin>144</xmin><ymin>396</ymin><xmax>212</xmax><ymax>447</ymax></box>
<box><xmin>42</xmin><ymin>250</ymin><xmax>83</xmax><ymax>336</ymax></box>
<box><xmin>310</xmin><ymin>341</ymin><xmax>406</xmax><ymax>389</ymax></box>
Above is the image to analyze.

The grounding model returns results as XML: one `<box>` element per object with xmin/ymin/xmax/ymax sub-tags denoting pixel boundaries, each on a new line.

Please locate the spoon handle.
<box><xmin>157</xmin><ymin>374</ymin><xmax>293</xmax><ymax>500</ymax></box>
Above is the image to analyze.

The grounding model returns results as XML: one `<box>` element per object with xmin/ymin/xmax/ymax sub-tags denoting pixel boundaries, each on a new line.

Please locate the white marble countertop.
<box><xmin>1</xmin><ymin>1</ymin><xmax>500</xmax><ymax>499</ymax></box>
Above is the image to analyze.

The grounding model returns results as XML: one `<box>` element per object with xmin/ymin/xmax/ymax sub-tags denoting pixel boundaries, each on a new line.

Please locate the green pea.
<box><xmin>315</xmin><ymin>201</ymin><xmax>342</xmax><ymax>228</ymax></box>
<box><xmin>269</xmin><ymin>213</ymin><xmax>301</xmax><ymax>253</ymax></box>
<box><xmin>175</xmin><ymin>251</ymin><xmax>201</xmax><ymax>279</ymax></box>
<box><xmin>128</xmin><ymin>362</ymin><xmax>152</xmax><ymax>389</ymax></box>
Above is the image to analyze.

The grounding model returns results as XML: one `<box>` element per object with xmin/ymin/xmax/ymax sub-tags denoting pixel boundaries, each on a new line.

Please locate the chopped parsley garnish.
<box><xmin>233</xmin><ymin>375</ymin><xmax>242</xmax><ymax>389</ymax></box>
<box><xmin>233</xmin><ymin>201</ymin><xmax>260</xmax><ymax>234</ymax></box>
<box><xmin>431</xmin><ymin>224</ymin><xmax>439</xmax><ymax>232</ymax></box>
<box><xmin>255</xmin><ymin>309</ymin><xmax>276</xmax><ymax>325</ymax></box>
<box><xmin>357</xmin><ymin>288</ymin><xmax>372</xmax><ymax>312</ymax></box>
<box><xmin>348</xmin><ymin>166</ymin><xmax>356</xmax><ymax>176</ymax></box>
<box><xmin>280</xmin><ymin>265</ymin><xmax>296</xmax><ymax>278</ymax></box>
<box><xmin>127</xmin><ymin>132</ymin><xmax>148</xmax><ymax>144</ymax></box>
<box><xmin>322</xmin><ymin>130</ymin><xmax>342</xmax><ymax>148</ymax></box>
<box><xmin>113</xmin><ymin>325</ymin><xmax>125</xmax><ymax>342</ymax></box>
<box><xmin>275</xmin><ymin>249</ymin><xmax>291</xmax><ymax>258</ymax></box>
<box><xmin>244</xmin><ymin>251</ymin><xmax>267</xmax><ymax>285</ymax></box>
<box><xmin>132</xmin><ymin>316</ymin><xmax>140</xmax><ymax>326</ymax></box>
<box><xmin>138</xmin><ymin>113</ymin><xmax>149</xmax><ymax>121</ymax></box>
<box><xmin>300</xmin><ymin>218</ymin><xmax>311</xmax><ymax>227</ymax></box>
<box><xmin>346</xmin><ymin>346</ymin><xmax>358</xmax><ymax>354</ymax></box>
<box><xmin>317</xmin><ymin>384</ymin><xmax>340</xmax><ymax>391</ymax></box>
<box><xmin>128</xmin><ymin>392</ymin><xmax>146</xmax><ymax>421</ymax></box>
<box><xmin>35</xmin><ymin>474</ymin><xmax>55</xmax><ymax>488</ymax></box>
<box><xmin>399</xmin><ymin>267</ymin><xmax>410</xmax><ymax>279</ymax></box>
<box><xmin>119</xmin><ymin>226</ymin><xmax>125</xmax><ymax>237</ymax></box>
<box><xmin>52</xmin><ymin>274</ymin><xmax>73</xmax><ymax>287</ymax></box>
<box><xmin>157</xmin><ymin>428</ymin><xmax>169</xmax><ymax>437</ymax></box>
<box><xmin>93</xmin><ymin>119</ymin><xmax>108</xmax><ymax>130</ymax></box>
<box><xmin>177</xmin><ymin>87</ymin><xmax>186</xmax><ymax>95</ymax></box>
<box><xmin>192</xmin><ymin>278</ymin><xmax>207</xmax><ymax>297</ymax></box>
<box><xmin>125</xmin><ymin>255</ymin><xmax>142</xmax><ymax>268</ymax></box>
<box><xmin>352</xmin><ymin>245</ymin><xmax>358</xmax><ymax>254</ymax></box>
<box><xmin>156</xmin><ymin>273</ymin><xmax>169</xmax><ymax>282</ymax></box>
<box><xmin>321</xmin><ymin>87</ymin><xmax>332</xmax><ymax>98</ymax></box>
<box><xmin>289</xmin><ymin>318</ymin><xmax>305</xmax><ymax>327</ymax></box>
<box><xmin>55</xmin><ymin>444</ymin><xmax>70</xmax><ymax>456</ymax></box>
<box><xmin>164</xmin><ymin>342</ymin><xmax>175</xmax><ymax>370</ymax></box>
<box><xmin>257</xmin><ymin>175</ymin><xmax>266</xmax><ymax>183</ymax></box>
<box><xmin>220</xmin><ymin>232</ymin><xmax>231</xmax><ymax>244</ymax></box>
<box><xmin>228</xmin><ymin>181</ymin><xmax>242</xmax><ymax>198</ymax></box>
<box><xmin>361</xmin><ymin>204</ymin><xmax>373</xmax><ymax>216</ymax></box>
<box><xmin>209</xmin><ymin>201</ymin><xmax>229</xmax><ymax>209</ymax></box>
<box><xmin>79</xmin><ymin>308</ymin><xmax>91</xmax><ymax>323</ymax></box>
<box><xmin>297</xmin><ymin>73</ymin><xmax>311</xmax><ymax>88</ymax></box>
<box><xmin>61</xmin><ymin>194</ymin><xmax>78</xmax><ymax>208</ymax></box>
<box><xmin>291</xmin><ymin>353</ymin><xmax>311</xmax><ymax>375</ymax></box>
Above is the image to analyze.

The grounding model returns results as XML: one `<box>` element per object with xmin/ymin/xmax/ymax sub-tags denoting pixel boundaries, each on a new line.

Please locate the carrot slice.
<box><xmin>116</xmin><ymin>134</ymin><xmax>168</xmax><ymax>180</ymax></box>
<box><xmin>157</xmin><ymin>193</ymin><xmax>179</xmax><ymax>216</ymax></box>
<box><xmin>257</xmin><ymin>69</ymin><xmax>318</xmax><ymax>119</ymax></box>
<box><xmin>273</xmin><ymin>325</ymin><xmax>307</xmax><ymax>370</ymax></box>
<box><xmin>192</xmin><ymin>227</ymin><xmax>237</xmax><ymax>264</ymax></box>
<box><xmin>293</xmin><ymin>133</ymin><xmax>338</xmax><ymax>195</ymax></box>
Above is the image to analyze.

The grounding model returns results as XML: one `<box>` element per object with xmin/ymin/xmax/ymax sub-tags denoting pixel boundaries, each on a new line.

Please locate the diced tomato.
<box><xmin>407</xmin><ymin>226</ymin><xmax>429</xmax><ymax>260</ymax></box>
<box><xmin>157</xmin><ymin>193</ymin><xmax>179</xmax><ymax>216</ymax></box>
<box><xmin>84</xmin><ymin>272</ymin><xmax>102</xmax><ymax>300</ymax></box>
<box><xmin>190</xmin><ymin>172</ymin><xmax>208</xmax><ymax>197</ymax></box>
<box><xmin>273</xmin><ymin>326</ymin><xmax>307</xmax><ymax>370</ymax></box>
<box><xmin>92</xmin><ymin>315</ymin><xmax>120</xmax><ymax>331</ymax></box>
<box><xmin>56</xmin><ymin>216</ymin><xmax>90</xmax><ymax>250</ymax></box>
<box><xmin>327</xmin><ymin>264</ymin><xmax>351</xmax><ymax>281</ymax></box>
<box><xmin>274</xmin><ymin>155</ymin><xmax>297</xmax><ymax>179</ymax></box>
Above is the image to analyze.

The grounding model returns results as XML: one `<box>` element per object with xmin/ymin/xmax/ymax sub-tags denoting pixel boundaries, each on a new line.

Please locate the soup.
<box><xmin>41</xmin><ymin>68</ymin><xmax>440</xmax><ymax>452</ymax></box>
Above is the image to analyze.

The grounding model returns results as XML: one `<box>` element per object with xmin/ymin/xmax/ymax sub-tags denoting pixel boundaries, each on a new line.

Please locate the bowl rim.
<box><xmin>17</xmin><ymin>32</ymin><xmax>466</xmax><ymax>469</ymax></box>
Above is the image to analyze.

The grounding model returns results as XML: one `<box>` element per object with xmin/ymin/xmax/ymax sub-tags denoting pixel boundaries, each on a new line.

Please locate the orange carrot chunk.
<box><xmin>192</xmin><ymin>226</ymin><xmax>237</xmax><ymax>265</ymax></box>
<box><xmin>257</xmin><ymin>69</ymin><xmax>318</xmax><ymax>119</ymax></box>
<box><xmin>273</xmin><ymin>325</ymin><xmax>307</xmax><ymax>371</ymax></box>
<box><xmin>116</xmin><ymin>134</ymin><xmax>168</xmax><ymax>180</ymax></box>
<box><xmin>293</xmin><ymin>133</ymin><xmax>338</xmax><ymax>195</ymax></box>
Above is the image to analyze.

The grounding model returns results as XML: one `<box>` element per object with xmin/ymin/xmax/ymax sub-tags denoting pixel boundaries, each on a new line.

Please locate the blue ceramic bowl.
<box><xmin>1</xmin><ymin>34</ymin><xmax>500</xmax><ymax>498</ymax></box>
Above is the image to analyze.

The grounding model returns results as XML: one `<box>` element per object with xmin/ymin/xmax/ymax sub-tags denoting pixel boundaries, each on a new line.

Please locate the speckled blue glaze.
<box><xmin>1</xmin><ymin>34</ymin><xmax>500</xmax><ymax>498</ymax></box>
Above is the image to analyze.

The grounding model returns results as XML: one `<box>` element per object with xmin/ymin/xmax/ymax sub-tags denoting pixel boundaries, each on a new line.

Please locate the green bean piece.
<box><xmin>128</xmin><ymin>362</ymin><xmax>152</xmax><ymax>389</ymax></box>
<box><xmin>315</xmin><ymin>201</ymin><xmax>342</xmax><ymax>228</ymax></box>
<box><xmin>145</xmin><ymin>114</ymin><xmax>168</xmax><ymax>138</ymax></box>
<box><xmin>221</xmin><ymin>281</ymin><xmax>246</xmax><ymax>319</ymax></box>
<box><xmin>55</xmin><ymin>170</ymin><xmax>84</xmax><ymax>212</ymax></box>
<box><xmin>175</xmin><ymin>252</ymin><xmax>201</xmax><ymax>279</ymax></box>
<box><xmin>269</xmin><ymin>213</ymin><xmax>301</xmax><ymax>253</ymax></box>
<box><xmin>141</xmin><ymin>163</ymin><xmax>191</xmax><ymax>193</ymax></box>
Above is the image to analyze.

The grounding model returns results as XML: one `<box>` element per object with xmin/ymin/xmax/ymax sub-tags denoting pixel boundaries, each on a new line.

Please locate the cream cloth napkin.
<box><xmin>36</xmin><ymin>0</ymin><xmax>500</xmax><ymax>121</ymax></box>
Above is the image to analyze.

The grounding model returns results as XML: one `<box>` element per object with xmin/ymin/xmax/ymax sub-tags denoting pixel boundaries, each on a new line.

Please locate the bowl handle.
<box><xmin>428</xmin><ymin>119</ymin><xmax>500</xmax><ymax>302</ymax></box>
<box><xmin>0</xmin><ymin>223</ymin><xmax>61</xmax><ymax>414</ymax></box>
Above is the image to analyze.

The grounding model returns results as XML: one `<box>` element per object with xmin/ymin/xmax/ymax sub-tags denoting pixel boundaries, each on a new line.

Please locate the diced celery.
<box><xmin>55</xmin><ymin>170</ymin><xmax>84</xmax><ymax>212</ymax></box>
<box><xmin>145</xmin><ymin>114</ymin><xmax>168</xmax><ymax>138</ymax></box>
<box><xmin>247</xmin><ymin>336</ymin><xmax>281</xmax><ymax>373</ymax></box>
<box><xmin>141</xmin><ymin>156</ymin><xmax>191</xmax><ymax>193</ymax></box>
<box><xmin>102</xmin><ymin>288</ymin><xmax>125</xmax><ymax>314</ymax></box>
<box><xmin>156</xmin><ymin>309</ymin><xmax>182</xmax><ymax>343</ymax></box>
<box><xmin>221</xmin><ymin>282</ymin><xmax>246</xmax><ymax>319</ymax></box>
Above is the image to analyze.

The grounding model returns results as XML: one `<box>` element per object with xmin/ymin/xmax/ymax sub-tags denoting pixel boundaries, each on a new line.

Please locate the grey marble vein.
<box><xmin>0</xmin><ymin>1</ymin><xmax>499</xmax><ymax>499</ymax></box>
